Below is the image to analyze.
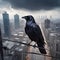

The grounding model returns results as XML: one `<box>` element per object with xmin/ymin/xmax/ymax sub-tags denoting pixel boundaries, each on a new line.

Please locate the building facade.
<box><xmin>3</xmin><ymin>12</ymin><xmax>11</xmax><ymax>37</ymax></box>
<box><xmin>44</xmin><ymin>19</ymin><xmax>50</xmax><ymax>29</ymax></box>
<box><xmin>14</xmin><ymin>14</ymin><xmax>20</xmax><ymax>29</ymax></box>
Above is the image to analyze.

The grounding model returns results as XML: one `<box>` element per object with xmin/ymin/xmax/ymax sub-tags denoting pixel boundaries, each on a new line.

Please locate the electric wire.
<box><xmin>2</xmin><ymin>38</ymin><xmax>60</xmax><ymax>59</ymax></box>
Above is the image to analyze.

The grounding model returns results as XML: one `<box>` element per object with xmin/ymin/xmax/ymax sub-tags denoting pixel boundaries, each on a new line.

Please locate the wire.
<box><xmin>6</xmin><ymin>49</ymin><xmax>59</xmax><ymax>59</ymax></box>
<box><xmin>21</xmin><ymin>51</ymin><xmax>59</xmax><ymax>59</ymax></box>
<box><xmin>2</xmin><ymin>38</ymin><xmax>60</xmax><ymax>59</ymax></box>
<box><xmin>3</xmin><ymin>38</ymin><xmax>50</xmax><ymax>51</ymax></box>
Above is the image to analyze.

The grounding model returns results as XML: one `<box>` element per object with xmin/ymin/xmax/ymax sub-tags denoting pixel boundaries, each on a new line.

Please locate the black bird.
<box><xmin>22</xmin><ymin>15</ymin><xmax>47</xmax><ymax>54</ymax></box>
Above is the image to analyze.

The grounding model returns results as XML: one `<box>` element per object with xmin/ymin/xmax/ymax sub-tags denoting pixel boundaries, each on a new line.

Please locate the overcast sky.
<box><xmin>2</xmin><ymin>0</ymin><xmax>60</xmax><ymax>10</ymax></box>
<box><xmin>0</xmin><ymin>0</ymin><xmax>60</xmax><ymax>21</ymax></box>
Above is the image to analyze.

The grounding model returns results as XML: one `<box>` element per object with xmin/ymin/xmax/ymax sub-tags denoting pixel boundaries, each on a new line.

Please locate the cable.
<box><xmin>21</xmin><ymin>51</ymin><xmax>59</xmax><ymax>59</ymax></box>
<box><xmin>6</xmin><ymin>49</ymin><xmax>59</xmax><ymax>59</ymax></box>
<box><xmin>2</xmin><ymin>39</ymin><xmax>60</xmax><ymax>59</ymax></box>
<box><xmin>3</xmin><ymin>38</ymin><xmax>50</xmax><ymax>51</ymax></box>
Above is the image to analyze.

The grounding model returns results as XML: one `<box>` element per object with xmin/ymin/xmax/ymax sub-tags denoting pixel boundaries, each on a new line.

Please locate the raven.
<box><xmin>22</xmin><ymin>15</ymin><xmax>47</xmax><ymax>54</ymax></box>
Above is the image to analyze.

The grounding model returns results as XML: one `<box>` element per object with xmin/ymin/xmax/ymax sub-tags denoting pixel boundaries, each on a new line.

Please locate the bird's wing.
<box><xmin>32</xmin><ymin>24</ymin><xmax>45</xmax><ymax>44</ymax></box>
<box><xmin>25</xmin><ymin>23</ymin><xmax>45</xmax><ymax>44</ymax></box>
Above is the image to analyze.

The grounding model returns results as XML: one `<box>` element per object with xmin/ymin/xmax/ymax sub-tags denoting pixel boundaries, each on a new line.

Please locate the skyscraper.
<box><xmin>14</xmin><ymin>14</ymin><xmax>20</xmax><ymax>29</ymax></box>
<box><xmin>3</xmin><ymin>12</ymin><xmax>11</xmax><ymax>37</ymax></box>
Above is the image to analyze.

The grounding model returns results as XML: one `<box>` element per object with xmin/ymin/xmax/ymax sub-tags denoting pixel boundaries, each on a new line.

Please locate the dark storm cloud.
<box><xmin>3</xmin><ymin>0</ymin><xmax>60</xmax><ymax>10</ymax></box>
<box><xmin>0</xmin><ymin>0</ymin><xmax>10</xmax><ymax>8</ymax></box>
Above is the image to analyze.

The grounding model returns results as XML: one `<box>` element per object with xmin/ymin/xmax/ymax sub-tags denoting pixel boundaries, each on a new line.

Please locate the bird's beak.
<box><xmin>22</xmin><ymin>16</ymin><xmax>25</xmax><ymax>19</ymax></box>
<box><xmin>22</xmin><ymin>16</ymin><xmax>27</xmax><ymax>20</ymax></box>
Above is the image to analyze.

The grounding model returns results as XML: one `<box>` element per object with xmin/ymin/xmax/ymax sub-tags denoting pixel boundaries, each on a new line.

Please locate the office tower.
<box><xmin>3</xmin><ymin>12</ymin><xmax>11</xmax><ymax>37</ymax></box>
<box><xmin>44</xmin><ymin>19</ymin><xmax>50</xmax><ymax>29</ymax></box>
<box><xmin>14</xmin><ymin>14</ymin><xmax>20</xmax><ymax>29</ymax></box>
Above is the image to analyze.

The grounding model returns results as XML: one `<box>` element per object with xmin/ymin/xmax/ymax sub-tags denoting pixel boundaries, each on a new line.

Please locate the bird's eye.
<box><xmin>27</xmin><ymin>16</ymin><xmax>30</xmax><ymax>20</ymax></box>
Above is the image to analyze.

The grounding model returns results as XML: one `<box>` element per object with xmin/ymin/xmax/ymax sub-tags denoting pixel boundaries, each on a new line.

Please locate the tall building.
<box><xmin>44</xmin><ymin>19</ymin><xmax>50</xmax><ymax>29</ymax></box>
<box><xmin>14</xmin><ymin>14</ymin><xmax>20</xmax><ymax>29</ymax></box>
<box><xmin>3</xmin><ymin>12</ymin><xmax>11</xmax><ymax>37</ymax></box>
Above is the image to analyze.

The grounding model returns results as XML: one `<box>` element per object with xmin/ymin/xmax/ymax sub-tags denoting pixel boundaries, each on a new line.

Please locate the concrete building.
<box><xmin>55</xmin><ymin>23</ymin><xmax>60</xmax><ymax>33</ymax></box>
<box><xmin>14</xmin><ymin>14</ymin><xmax>20</xmax><ymax>29</ymax></box>
<box><xmin>2</xmin><ymin>12</ymin><xmax>11</xmax><ymax>37</ymax></box>
<box><xmin>44</xmin><ymin>19</ymin><xmax>51</xmax><ymax>29</ymax></box>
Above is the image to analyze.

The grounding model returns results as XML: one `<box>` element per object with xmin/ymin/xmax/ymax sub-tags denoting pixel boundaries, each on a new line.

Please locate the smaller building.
<box><xmin>44</xmin><ymin>19</ymin><xmax>51</xmax><ymax>29</ymax></box>
<box><xmin>55</xmin><ymin>23</ymin><xmax>60</xmax><ymax>33</ymax></box>
<box><xmin>14</xmin><ymin>14</ymin><xmax>20</xmax><ymax>29</ymax></box>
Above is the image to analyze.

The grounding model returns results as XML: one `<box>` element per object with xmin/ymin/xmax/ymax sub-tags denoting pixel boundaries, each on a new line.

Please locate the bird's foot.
<box><xmin>28</xmin><ymin>41</ymin><xmax>32</xmax><ymax>46</ymax></box>
<box><xmin>33</xmin><ymin>44</ymin><xmax>36</xmax><ymax>48</ymax></box>
<box><xmin>27</xmin><ymin>42</ymin><xmax>31</xmax><ymax>46</ymax></box>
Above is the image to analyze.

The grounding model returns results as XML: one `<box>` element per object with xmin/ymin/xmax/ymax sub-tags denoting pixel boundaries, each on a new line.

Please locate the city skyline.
<box><xmin>0</xmin><ymin>0</ymin><xmax>60</xmax><ymax>60</ymax></box>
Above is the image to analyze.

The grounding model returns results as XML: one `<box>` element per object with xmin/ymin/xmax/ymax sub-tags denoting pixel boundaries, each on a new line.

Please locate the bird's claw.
<box><xmin>33</xmin><ymin>44</ymin><xmax>36</xmax><ymax>48</ymax></box>
<box><xmin>28</xmin><ymin>41</ymin><xmax>32</xmax><ymax>46</ymax></box>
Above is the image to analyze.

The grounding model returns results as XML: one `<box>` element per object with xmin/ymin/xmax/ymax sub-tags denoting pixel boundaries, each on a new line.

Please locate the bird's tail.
<box><xmin>37</xmin><ymin>42</ymin><xmax>47</xmax><ymax>54</ymax></box>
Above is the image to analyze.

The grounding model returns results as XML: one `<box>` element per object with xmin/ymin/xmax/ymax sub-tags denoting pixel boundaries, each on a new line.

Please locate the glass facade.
<box><xmin>3</xmin><ymin>12</ymin><xmax>11</xmax><ymax>37</ymax></box>
<box><xmin>14</xmin><ymin>14</ymin><xmax>20</xmax><ymax>29</ymax></box>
